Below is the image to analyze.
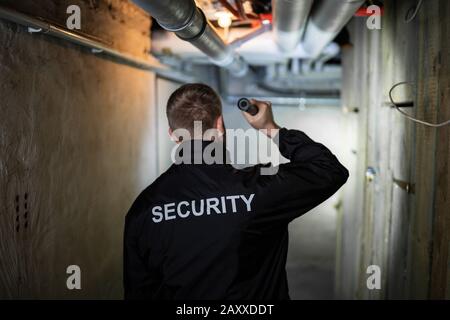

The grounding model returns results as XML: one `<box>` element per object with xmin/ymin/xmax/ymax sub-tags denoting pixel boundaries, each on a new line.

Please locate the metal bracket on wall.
<box><xmin>383</xmin><ymin>101</ymin><xmax>414</xmax><ymax>108</ymax></box>
<box><xmin>393</xmin><ymin>178</ymin><xmax>415</xmax><ymax>195</ymax></box>
<box><xmin>389</xmin><ymin>81</ymin><xmax>450</xmax><ymax>127</ymax></box>
<box><xmin>27</xmin><ymin>27</ymin><xmax>43</xmax><ymax>33</ymax></box>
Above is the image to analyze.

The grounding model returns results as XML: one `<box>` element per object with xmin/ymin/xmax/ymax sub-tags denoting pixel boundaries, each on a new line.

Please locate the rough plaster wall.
<box><xmin>0</xmin><ymin>1</ymin><xmax>157</xmax><ymax>298</ymax></box>
<box><xmin>0</xmin><ymin>0</ymin><xmax>152</xmax><ymax>59</ymax></box>
<box><xmin>337</xmin><ymin>0</ymin><xmax>450</xmax><ymax>299</ymax></box>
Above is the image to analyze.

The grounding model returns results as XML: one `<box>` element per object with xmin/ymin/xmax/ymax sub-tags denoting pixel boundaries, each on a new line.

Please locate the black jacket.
<box><xmin>124</xmin><ymin>128</ymin><xmax>349</xmax><ymax>300</ymax></box>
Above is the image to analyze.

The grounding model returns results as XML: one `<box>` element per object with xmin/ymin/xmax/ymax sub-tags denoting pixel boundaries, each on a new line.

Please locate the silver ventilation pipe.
<box><xmin>273</xmin><ymin>0</ymin><xmax>314</xmax><ymax>53</ymax></box>
<box><xmin>133</xmin><ymin>0</ymin><xmax>248</xmax><ymax>77</ymax></box>
<box><xmin>303</xmin><ymin>0</ymin><xmax>364</xmax><ymax>59</ymax></box>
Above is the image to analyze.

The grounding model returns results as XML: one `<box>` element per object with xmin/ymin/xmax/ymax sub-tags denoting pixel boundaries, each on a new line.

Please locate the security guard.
<box><xmin>124</xmin><ymin>83</ymin><xmax>349</xmax><ymax>300</ymax></box>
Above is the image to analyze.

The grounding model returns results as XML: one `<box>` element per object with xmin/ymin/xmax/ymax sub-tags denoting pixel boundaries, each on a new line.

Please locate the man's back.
<box><xmin>124</xmin><ymin>129</ymin><xmax>349</xmax><ymax>299</ymax></box>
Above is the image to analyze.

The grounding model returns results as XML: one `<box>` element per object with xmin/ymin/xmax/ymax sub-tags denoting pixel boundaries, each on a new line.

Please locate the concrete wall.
<box><xmin>0</xmin><ymin>0</ymin><xmax>157</xmax><ymax>298</ymax></box>
<box><xmin>336</xmin><ymin>0</ymin><xmax>450</xmax><ymax>299</ymax></box>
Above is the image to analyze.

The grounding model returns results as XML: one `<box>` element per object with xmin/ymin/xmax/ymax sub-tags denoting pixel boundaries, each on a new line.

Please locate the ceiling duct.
<box><xmin>273</xmin><ymin>0</ymin><xmax>314</xmax><ymax>53</ymax></box>
<box><xmin>303</xmin><ymin>0</ymin><xmax>364</xmax><ymax>59</ymax></box>
<box><xmin>133</xmin><ymin>0</ymin><xmax>248</xmax><ymax>76</ymax></box>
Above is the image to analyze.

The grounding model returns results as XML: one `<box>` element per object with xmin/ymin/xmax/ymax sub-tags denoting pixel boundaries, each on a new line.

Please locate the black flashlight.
<box><xmin>237</xmin><ymin>98</ymin><xmax>259</xmax><ymax>116</ymax></box>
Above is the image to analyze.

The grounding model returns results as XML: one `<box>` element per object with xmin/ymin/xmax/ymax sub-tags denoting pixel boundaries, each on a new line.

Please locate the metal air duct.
<box><xmin>303</xmin><ymin>0</ymin><xmax>364</xmax><ymax>59</ymax></box>
<box><xmin>133</xmin><ymin>0</ymin><xmax>248</xmax><ymax>76</ymax></box>
<box><xmin>273</xmin><ymin>0</ymin><xmax>314</xmax><ymax>52</ymax></box>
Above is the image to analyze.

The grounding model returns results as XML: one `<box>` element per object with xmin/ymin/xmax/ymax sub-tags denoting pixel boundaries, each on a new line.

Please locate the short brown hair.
<box><xmin>166</xmin><ymin>83</ymin><xmax>222</xmax><ymax>134</ymax></box>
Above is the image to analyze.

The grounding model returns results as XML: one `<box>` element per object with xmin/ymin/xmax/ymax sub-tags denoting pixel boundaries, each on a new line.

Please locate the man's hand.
<box><xmin>241</xmin><ymin>99</ymin><xmax>280</xmax><ymax>138</ymax></box>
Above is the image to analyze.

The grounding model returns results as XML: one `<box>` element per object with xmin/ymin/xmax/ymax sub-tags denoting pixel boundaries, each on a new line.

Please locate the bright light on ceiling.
<box><xmin>216</xmin><ymin>11</ymin><xmax>233</xmax><ymax>29</ymax></box>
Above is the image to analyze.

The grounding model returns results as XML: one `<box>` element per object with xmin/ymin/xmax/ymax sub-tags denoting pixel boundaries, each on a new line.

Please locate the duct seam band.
<box><xmin>176</xmin><ymin>9</ymin><xmax>207</xmax><ymax>41</ymax></box>
<box><xmin>157</xmin><ymin>4</ymin><xmax>197</xmax><ymax>32</ymax></box>
<box><xmin>303</xmin><ymin>21</ymin><xmax>335</xmax><ymax>58</ymax></box>
<box><xmin>274</xmin><ymin>29</ymin><xmax>304</xmax><ymax>52</ymax></box>
<box><xmin>213</xmin><ymin>54</ymin><xmax>248</xmax><ymax>77</ymax></box>
<box><xmin>209</xmin><ymin>52</ymin><xmax>234</xmax><ymax>67</ymax></box>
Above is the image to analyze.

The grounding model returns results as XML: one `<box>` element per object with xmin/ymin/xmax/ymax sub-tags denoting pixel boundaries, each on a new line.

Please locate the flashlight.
<box><xmin>237</xmin><ymin>98</ymin><xmax>259</xmax><ymax>116</ymax></box>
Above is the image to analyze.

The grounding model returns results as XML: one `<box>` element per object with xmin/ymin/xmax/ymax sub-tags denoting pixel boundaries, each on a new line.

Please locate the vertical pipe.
<box><xmin>303</xmin><ymin>0</ymin><xmax>364</xmax><ymax>59</ymax></box>
<box><xmin>273</xmin><ymin>0</ymin><xmax>314</xmax><ymax>52</ymax></box>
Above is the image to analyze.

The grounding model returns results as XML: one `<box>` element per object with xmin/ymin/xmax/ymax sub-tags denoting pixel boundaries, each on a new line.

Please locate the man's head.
<box><xmin>166</xmin><ymin>83</ymin><xmax>224</xmax><ymax>142</ymax></box>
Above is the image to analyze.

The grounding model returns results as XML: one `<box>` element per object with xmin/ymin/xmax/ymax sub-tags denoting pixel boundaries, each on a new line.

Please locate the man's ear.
<box><xmin>216</xmin><ymin>115</ymin><xmax>225</xmax><ymax>136</ymax></box>
<box><xmin>168</xmin><ymin>128</ymin><xmax>180</xmax><ymax>144</ymax></box>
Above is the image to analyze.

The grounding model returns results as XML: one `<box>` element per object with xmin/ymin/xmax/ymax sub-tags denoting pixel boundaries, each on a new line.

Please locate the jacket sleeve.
<box><xmin>123</xmin><ymin>194</ymin><xmax>162</xmax><ymax>299</ymax></box>
<box><xmin>249</xmin><ymin>128</ymin><xmax>349</xmax><ymax>229</ymax></box>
